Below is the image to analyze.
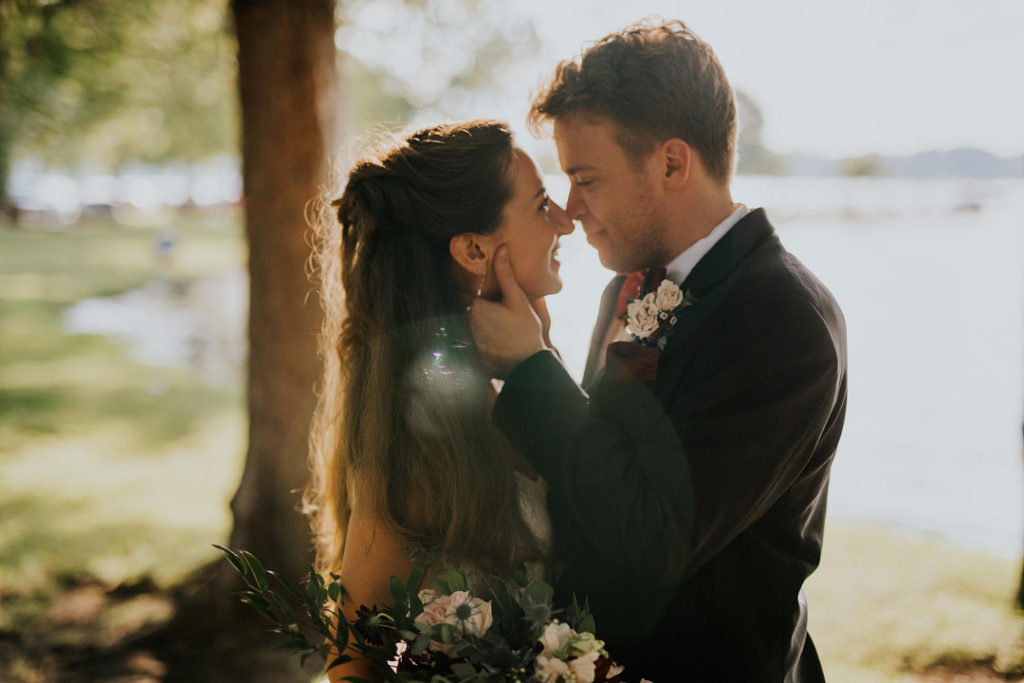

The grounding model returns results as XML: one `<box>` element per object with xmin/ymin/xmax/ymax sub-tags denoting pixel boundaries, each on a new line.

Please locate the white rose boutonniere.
<box><xmin>654</xmin><ymin>279</ymin><xmax>684</xmax><ymax>310</ymax></box>
<box><xmin>625</xmin><ymin>295</ymin><xmax>661</xmax><ymax>340</ymax></box>
<box><xmin>624</xmin><ymin>278</ymin><xmax>696</xmax><ymax>350</ymax></box>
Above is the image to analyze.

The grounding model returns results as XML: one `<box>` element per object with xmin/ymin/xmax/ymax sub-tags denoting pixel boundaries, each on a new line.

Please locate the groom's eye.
<box><xmin>539</xmin><ymin>193</ymin><xmax>550</xmax><ymax>212</ymax></box>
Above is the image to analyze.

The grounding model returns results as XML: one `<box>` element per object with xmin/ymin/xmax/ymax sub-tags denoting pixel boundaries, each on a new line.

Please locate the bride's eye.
<box><xmin>539</xmin><ymin>193</ymin><xmax>550</xmax><ymax>213</ymax></box>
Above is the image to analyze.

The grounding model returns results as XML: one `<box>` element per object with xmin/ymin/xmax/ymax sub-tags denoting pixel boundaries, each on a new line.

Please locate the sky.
<box><xmin>377</xmin><ymin>0</ymin><xmax>1024</xmax><ymax>160</ymax></box>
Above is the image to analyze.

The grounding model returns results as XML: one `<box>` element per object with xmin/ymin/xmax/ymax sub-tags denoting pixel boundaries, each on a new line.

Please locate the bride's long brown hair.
<box><xmin>307</xmin><ymin>121</ymin><xmax>543</xmax><ymax>579</ymax></box>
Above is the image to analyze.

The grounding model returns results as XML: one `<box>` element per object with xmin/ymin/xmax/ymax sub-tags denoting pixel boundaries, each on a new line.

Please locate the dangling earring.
<box><xmin>466</xmin><ymin>267</ymin><xmax>485</xmax><ymax>312</ymax></box>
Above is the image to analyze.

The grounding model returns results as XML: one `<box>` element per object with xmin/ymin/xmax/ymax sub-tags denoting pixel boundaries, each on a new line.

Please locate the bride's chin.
<box><xmin>540</xmin><ymin>279</ymin><xmax>563</xmax><ymax>297</ymax></box>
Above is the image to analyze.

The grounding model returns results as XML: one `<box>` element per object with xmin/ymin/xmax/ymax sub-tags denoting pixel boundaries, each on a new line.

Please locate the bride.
<box><xmin>304</xmin><ymin>120</ymin><xmax>574</xmax><ymax>680</ymax></box>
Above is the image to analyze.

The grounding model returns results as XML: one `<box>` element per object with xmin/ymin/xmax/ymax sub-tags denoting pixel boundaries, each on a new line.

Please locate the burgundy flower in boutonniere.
<box><xmin>605</xmin><ymin>341</ymin><xmax>661</xmax><ymax>383</ymax></box>
<box><xmin>624</xmin><ymin>279</ymin><xmax>697</xmax><ymax>350</ymax></box>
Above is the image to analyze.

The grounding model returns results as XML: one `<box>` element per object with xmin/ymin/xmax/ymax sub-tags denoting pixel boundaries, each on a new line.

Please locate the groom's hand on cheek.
<box><xmin>469</xmin><ymin>245</ymin><xmax>546</xmax><ymax>378</ymax></box>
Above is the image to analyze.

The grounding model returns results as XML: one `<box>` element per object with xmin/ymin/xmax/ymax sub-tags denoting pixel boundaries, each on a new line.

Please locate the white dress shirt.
<box><xmin>664</xmin><ymin>203</ymin><xmax>749</xmax><ymax>284</ymax></box>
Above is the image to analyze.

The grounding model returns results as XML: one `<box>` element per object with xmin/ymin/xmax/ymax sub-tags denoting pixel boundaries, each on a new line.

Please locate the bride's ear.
<box><xmin>449</xmin><ymin>233</ymin><xmax>492</xmax><ymax>275</ymax></box>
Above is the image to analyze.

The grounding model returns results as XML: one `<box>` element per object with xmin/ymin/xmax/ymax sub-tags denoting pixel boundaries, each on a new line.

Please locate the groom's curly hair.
<box><xmin>529</xmin><ymin>17</ymin><xmax>737</xmax><ymax>183</ymax></box>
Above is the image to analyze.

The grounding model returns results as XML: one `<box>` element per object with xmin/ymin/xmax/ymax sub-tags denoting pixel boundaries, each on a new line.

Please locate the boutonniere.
<box><xmin>624</xmin><ymin>279</ymin><xmax>697</xmax><ymax>350</ymax></box>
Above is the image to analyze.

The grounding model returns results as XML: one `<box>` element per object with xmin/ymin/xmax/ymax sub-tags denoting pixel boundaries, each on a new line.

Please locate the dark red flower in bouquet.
<box><xmin>354</xmin><ymin>604</ymin><xmax>396</xmax><ymax>646</ymax></box>
<box><xmin>593</xmin><ymin>655</ymin><xmax>626</xmax><ymax>682</ymax></box>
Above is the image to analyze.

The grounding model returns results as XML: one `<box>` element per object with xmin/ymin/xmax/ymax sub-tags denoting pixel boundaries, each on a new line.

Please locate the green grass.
<box><xmin>0</xmin><ymin>209</ymin><xmax>247</xmax><ymax>603</ymax></box>
<box><xmin>0</xmin><ymin>210</ymin><xmax>243</xmax><ymax>304</ymax></box>
<box><xmin>807</xmin><ymin>522</ymin><xmax>1024</xmax><ymax>680</ymax></box>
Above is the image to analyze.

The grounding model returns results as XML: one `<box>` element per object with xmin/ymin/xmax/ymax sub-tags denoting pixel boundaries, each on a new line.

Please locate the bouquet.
<box><xmin>216</xmin><ymin>545</ymin><xmax>646</xmax><ymax>682</ymax></box>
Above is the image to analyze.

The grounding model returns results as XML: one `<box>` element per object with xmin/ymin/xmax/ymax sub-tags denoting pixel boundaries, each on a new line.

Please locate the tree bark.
<box><xmin>1017</xmin><ymin>422</ymin><xmax>1024</xmax><ymax>608</ymax></box>
<box><xmin>229</xmin><ymin>0</ymin><xmax>337</xmax><ymax>582</ymax></box>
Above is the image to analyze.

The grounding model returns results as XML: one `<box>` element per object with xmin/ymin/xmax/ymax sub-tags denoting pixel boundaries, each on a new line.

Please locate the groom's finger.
<box><xmin>491</xmin><ymin>245</ymin><xmax>531</xmax><ymax>311</ymax></box>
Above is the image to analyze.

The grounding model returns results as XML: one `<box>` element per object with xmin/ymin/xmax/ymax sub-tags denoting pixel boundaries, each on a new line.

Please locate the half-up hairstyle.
<box><xmin>307</xmin><ymin>120</ymin><xmax>544</xmax><ymax>581</ymax></box>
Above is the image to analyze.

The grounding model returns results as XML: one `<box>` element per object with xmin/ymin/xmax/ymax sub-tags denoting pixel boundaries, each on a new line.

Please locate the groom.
<box><xmin>471</xmin><ymin>19</ymin><xmax>847</xmax><ymax>683</ymax></box>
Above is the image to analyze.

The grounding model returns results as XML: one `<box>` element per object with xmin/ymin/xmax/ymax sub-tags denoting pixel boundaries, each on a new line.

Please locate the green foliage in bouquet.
<box><xmin>215</xmin><ymin>545</ymin><xmax>629</xmax><ymax>683</ymax></box>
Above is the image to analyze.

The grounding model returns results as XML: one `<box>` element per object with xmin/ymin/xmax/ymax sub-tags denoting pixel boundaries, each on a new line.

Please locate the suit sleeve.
<box><xmin>493</xmin><ymin>292</ymin><xmax>844</xmax><ymax>586</ymax></box>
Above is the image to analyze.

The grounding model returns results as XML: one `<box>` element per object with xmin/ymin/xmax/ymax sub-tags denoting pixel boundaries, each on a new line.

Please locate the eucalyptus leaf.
<box><xmin>449</xmin><ymin>662</ymin><xmax>477</xmax><ymax>678</ymax></box>
<box><xmin>568</xmin><ymin>595</ymin><xmax>596</xmax><ymax>635</ymax></box>
<box><xmin>237</xmin><ymin>593</ymin><xmax>274</xmax><ymax>622</ymax></box>
<box><xmin>268</xmin><ymin>592</ymin><xmax>297</xmax><ymax>623</ymax></box>
<box><xmin>305</xmin><ymin>570</ymin><xmax>329</xmax><ymax>616</ymax></box>
<box><xmin>240</xmin><ymin>596</ymin><xmax>275</xmax><ymax>622</ymax></box>
<box><xmin>447</xmin><ymin>641</ymin><xmax>469</xmax><ymax>657</ymax></box>
<box><xmin>307</xmin><ymin>607</ymin><xmax>328</xmax><ymax>636</ymax></box>
<box><xmin>308</xmin><ymin>568</ymin><xmax>329</xmax><ymax>604</ymax></box>
<box><xmin>269</xmin><ymin>569</ymin><xmax>306</xmax><ymax>598</ymax></box>
<box><xmin>409</xmin><ymin>632</ymin><xmax>432</xmax><ymax>656</ymax></box>
<box><xmin>214</xmin><ymin>545</ymin><xmax>247</xmax><ymax>577</ymax></box>
<box><xmin>437</xmin><ymin>623</ymin><xmax>456</xmax><ymax>643</ymax></box>
<box><xmin>330</xmin><ymin>616</ymin><xmax>351</xmax><ymax>651</ymax></box>
<box><xmin>446</xmin><ymin>568</ymin><xmax>467</xmax><ymax>593</ymax></box>
<box><xmin>405</xmin><ymin>564</ymin><xmax>426</xmax><ymax>595</ymax></box>
<box><xmin>519</xmin><ymin>580</ymin><xmax>554</xmax><ymax>608</ymax></box>
<box><xmin>274</xmin><ymin>638</ymin><xmax>311</xmax><ymax>651</ymax></box>
<box><xmin>240</xmin><ymin>550</ymin><xmax>269</xmax><ymax>591</ymax></box>
<box><xmin>390</xmin><ymin>576</ymin><xmax>407</xmax><ymax>606</ymax></box>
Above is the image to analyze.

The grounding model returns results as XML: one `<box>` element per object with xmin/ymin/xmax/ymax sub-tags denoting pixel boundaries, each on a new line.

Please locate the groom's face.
<box><xmin>554</xmin><ymin>116</ymin><xmax>668</xmax><ymax>273</ymax></box>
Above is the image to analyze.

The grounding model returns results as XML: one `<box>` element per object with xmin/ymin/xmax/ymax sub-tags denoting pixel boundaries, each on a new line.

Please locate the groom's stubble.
<box><xmin>596</xmin><ymin>173</ymin><xmax>674</xmax><ymax>274</ymax></box>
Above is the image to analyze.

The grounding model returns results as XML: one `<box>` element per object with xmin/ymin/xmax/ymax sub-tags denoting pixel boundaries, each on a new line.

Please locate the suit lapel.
<box><xmin>582</xmin><ymin>274</ymin><xmax>625</xmax><ymax>391</ymax></box>
<box><xmin>583</xmin><ymin>210</ymin><xmax>775</xmax><ymax>387</ymax></box>
<box><xmin>663</xmin><ymin>208</ymin><xmax>775</xmax><ymax>353</ymax></box>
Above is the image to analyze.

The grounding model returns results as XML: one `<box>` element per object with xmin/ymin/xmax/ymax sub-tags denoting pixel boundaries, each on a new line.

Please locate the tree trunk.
<box><xmin>228</xmin><ymin>0</ymin><xmax>338</xmax><ymax>583</ymax></box>
<box><xmin>0</xmin><ymin>100</ymin><xmax>15</xmax><ymax>215</ymax></box>
<box><xmin>1017</xmin><ymin>422</ymin><xmax>1024</xmax><ymax>608</ymax></box>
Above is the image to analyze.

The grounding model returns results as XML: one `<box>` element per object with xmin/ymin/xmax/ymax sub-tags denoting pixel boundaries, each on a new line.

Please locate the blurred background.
<box><xmin>1</xmin><ymin>0</ymin><xmax>1023</xmax><ymax>680</ymax></box>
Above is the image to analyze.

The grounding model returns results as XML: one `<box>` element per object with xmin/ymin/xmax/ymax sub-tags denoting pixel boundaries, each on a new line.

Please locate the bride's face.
<box><xmin>486</xmin><ymin>149</ymin><xmax>575</xmax><ymax>300</ymax></box>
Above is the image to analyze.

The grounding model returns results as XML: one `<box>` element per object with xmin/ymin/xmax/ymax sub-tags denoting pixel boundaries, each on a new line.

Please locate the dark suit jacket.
<box><xmin>493</xmin><ymin>209</ymin><xmax>847</xmax><ymax>682</ymax></box>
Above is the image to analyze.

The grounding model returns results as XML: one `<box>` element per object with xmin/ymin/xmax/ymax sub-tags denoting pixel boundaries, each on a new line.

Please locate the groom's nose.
<box><xmin>565</xmin><ymin>184</ymin><xmax>587</xmax><ymax>221</ymax></box>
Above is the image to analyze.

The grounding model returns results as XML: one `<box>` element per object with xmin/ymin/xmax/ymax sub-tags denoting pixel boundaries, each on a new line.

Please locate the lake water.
<box><xmin>547</xmin><ymin>175</ymin><xmax>1024</xmax><ymax>558</ymax></box>
<box><xmin>63</xmin><ymin>175</ymin><xmax>1024</xmax><ymax>557</ymax></box>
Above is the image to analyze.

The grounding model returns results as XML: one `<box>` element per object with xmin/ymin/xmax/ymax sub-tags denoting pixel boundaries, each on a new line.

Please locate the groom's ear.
<box><xmin>449</xmin><ymin>233</ymin><xmax>491</xmax><ymax>274</ymax></box>
<box><xmin>661</xmin><ymin>139</ymin><xmax>692</xmax><ymax>190</ymax></box>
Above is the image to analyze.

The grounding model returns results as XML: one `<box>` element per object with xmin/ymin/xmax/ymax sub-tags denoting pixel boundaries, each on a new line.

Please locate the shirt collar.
<box><xmin>664</xmin><ymin>204</ymin><xmax>749</xmax><ymax>284</ymax></box>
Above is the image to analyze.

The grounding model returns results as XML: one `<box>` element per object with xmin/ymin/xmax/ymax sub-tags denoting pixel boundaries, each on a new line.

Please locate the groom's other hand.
<box><xmin>470</xmin><ymin>245</ymin><xmax>546</xmax><ymax>378</ymax></box>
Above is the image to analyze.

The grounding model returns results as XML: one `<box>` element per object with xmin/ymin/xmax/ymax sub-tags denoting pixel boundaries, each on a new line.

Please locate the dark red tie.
<box><xmin>614</xmin><ymin>267</ymin><xmax>667</xmax><ymax>318</ymax></box>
